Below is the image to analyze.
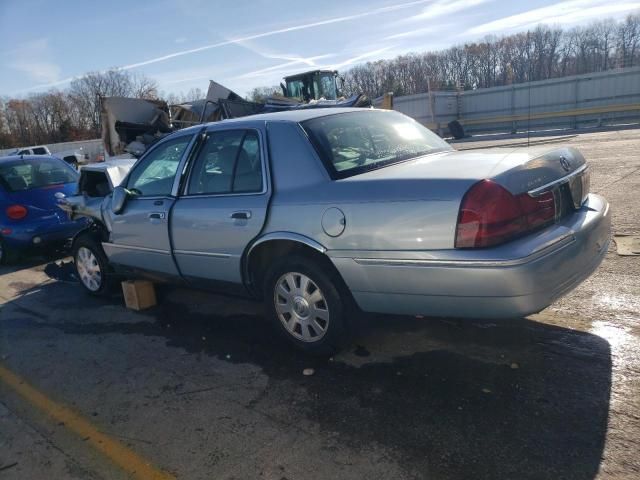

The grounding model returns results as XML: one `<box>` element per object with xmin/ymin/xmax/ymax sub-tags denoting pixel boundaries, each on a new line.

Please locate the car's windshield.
<box><xmin>302</xmin><ymin>110</ymin><xmax>452</xmax><ymax>178</ymax></box>
<box><xmin>0</xmin><ymin>157</ymin><xmax>78</xmax><ymax>192</ymax></box>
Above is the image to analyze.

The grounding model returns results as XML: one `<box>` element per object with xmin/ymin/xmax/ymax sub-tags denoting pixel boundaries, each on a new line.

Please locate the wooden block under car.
<box><xmin>121</xmin><ymin>280</ymin><xmax>157</xmax><ymax>310</ymax></box>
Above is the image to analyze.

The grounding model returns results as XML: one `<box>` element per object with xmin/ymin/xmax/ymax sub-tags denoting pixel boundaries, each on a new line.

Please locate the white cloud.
<box><xmin>7</xmin><ymin>38</ymin><xmax>61</xmax><ymax>84</ymax></box>
<box><xmin>407</xmin><ymin>0</ymin><xmax>491</xmax><ymax>22</ymax></box>
<box><xmin>384</xmin><ymin>26</ymin><xmax>436</xmax><ymax>40</ymax></box>
<box><xmin>13</xmin><ymin>0</ymin><xmax>431</xmax><ymax>94</ymax></box>
<box><xmin>235</xmin><ymin>55</ymin><xmax>333</xmax><ymax>80</ymax></box>
<box><xmin>232</xmin><ymin>41</ymin><xmax>336</xmax><ymax>79</ymax></box>
<box><xmin>117</xmin><ymin>0</ymin><xmax>431</xmax><ymax>71</ymax></box>
<box><xmin>321</xmin><ymin>46</ymin><xmax>397</xmax><ymax>70</ymax></box>
<box><xmin>467</xmin><ymin>0</ymin><xmax>640</xmax><ymax>35</ymax></box>
<box><xmin>234</xmin><ymin>45</ymin><xmax>395</xmax><ymax>83</ymax></box>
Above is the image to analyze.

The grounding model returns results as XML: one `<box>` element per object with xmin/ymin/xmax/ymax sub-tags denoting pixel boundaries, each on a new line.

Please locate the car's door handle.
<box><xmin>230</xmin><ymin>210</ymin><xmax>251</xmax><ymax>220</ymax></box>
<box><xmin>148</xmin><ymin>212</ymin><xmax>166</xmax><ymax>220</ymax></box>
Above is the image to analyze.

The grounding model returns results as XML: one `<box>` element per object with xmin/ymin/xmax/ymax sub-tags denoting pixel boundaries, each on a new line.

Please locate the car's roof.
<box><xmin>0</xmin><ymin>154</ymin><xmax>61</xmax><ymax>163</ymax></box>
<box><xmin>207</xmin><ymin>107</ymin><xmax>379</xmax><ymax>126</ymax></box>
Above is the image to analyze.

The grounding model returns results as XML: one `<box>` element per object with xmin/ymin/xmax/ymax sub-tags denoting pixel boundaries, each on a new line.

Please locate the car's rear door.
<box><xmin>102</xmin><ymin>133</ymin><xmax>196</xmax><ymax>276</ymax></box>
<box><xmin>171</xmin><ymin>126</ymin><xmax>270</xmax><ymax>290</ymax></box>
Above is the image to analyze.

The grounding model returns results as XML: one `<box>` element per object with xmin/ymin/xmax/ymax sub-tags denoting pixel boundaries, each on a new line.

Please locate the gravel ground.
<box><xmin>1</xmin><ymin>127</ymin><xmax>639</xmax><ymax>480</ymax></box>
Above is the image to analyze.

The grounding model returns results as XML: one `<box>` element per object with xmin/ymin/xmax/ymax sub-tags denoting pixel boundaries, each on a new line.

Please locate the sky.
<box><xmin>0</xmin><ymin>0</ymin><xmax>639</xmax><ymax>98</ymax></box>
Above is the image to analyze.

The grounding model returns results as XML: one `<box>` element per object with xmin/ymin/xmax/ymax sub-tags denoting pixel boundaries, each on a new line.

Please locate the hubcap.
<box><xmin>274</xmin><ymin>272</ymin><xmax>330</xmax><ymax>342</ymax></box>
<box><xmin>76</xmin><ymin>247</ymin><xmax>102</xmax><ymax>292</ymax></box>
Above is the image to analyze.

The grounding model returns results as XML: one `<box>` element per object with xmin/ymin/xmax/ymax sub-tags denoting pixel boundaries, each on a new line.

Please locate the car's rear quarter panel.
<box><xmin>264</xmin><ymin>121</ymin><xmax>469</xmax><ymax>251</ymax></box>
<box><xmin>262</xmin><ymin>118</ymin><xmax>610</xmax><ymax>319</ymax></box>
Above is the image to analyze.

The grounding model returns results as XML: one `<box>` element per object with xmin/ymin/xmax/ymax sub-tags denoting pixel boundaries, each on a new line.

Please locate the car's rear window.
<box><xmin>0</xmin><ymin>157</ymin><xmax>78</xmax><ymax>192</ymax></box>
<box><xmin>301</xmin><ymin>110</ymin><xmax>452</xmax><ymax>178</ymax></box>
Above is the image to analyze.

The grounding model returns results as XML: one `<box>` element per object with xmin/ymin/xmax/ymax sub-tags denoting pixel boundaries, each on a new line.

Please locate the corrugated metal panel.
<box><xmin>391</xmin><ymin>66</ymin><xmax>640</xmax><ymax>134</ymax></box>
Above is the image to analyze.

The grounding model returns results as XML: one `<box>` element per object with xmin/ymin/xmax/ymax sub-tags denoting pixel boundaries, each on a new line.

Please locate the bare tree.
<box><xmin>617</xmin><ymin>13</ymin><xmax>640</xmax><ymax>67</ymax></box>
<box><xmin>291</xmin><ymin>14</ymin><xmax>640</xmax><ymax>98</ymax></box>
<box><xmin>68</xmin><ymin>69</ymin><xmax>158</xmax><ymax>135</ymax></box>
<box><xmin>3</xmin><ymin>13</ymin><xmax>640</xmax><ymax>149</ymax></box>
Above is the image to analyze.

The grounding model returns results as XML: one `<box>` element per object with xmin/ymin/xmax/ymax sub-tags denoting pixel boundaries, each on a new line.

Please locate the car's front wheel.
<box><xmin>73</xmin><ymin>234</ymin><xmax>113</xmax><ymax>296</ymax></box>
<box><xmin>264</xmin><ymin>254</ymin><xmax>352</xmax><ymax>355</ymax></box>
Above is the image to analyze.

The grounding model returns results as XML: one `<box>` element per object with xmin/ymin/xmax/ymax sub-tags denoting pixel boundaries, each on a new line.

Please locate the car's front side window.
<box><xmin>302</xmin><ymin>110</ymin><xmax>453</xmax><ymax>178</ymax></box>
<box><xmin>187</xmin><ymin>130</ymin><xmax>263</xmax><ymax>195</ymax></box>
<box><xmin>126</xmin><ymin>135</ymin><xmax>192</xmax><ymax>196</ymax></box>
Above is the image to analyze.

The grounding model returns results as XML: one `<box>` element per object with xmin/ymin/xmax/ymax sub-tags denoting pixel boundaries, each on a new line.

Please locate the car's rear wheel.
<box><xmin>264</xmin><ymin>254</ymin><xmax>352</xmax><ymax>355</ymax></box>
<box><xmin>73</xmin><ymin>234</ymin><xmax>113</xmax><ymax>296</ymax></box>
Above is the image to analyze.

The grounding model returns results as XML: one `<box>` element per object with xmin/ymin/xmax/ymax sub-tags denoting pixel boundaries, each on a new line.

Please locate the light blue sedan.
<box><xmin>63</xmin><ymin>108</ymin><xmax>610</xmax><ymax>354</ymax></box>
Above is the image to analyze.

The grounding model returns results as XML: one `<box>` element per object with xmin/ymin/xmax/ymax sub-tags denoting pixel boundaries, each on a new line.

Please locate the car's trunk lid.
<box><xmin>6</xmin><ymin>182</ymin><xmax>77</xmax><ymax>221</ymax></box>
<box><xmin>351</xmin><ymin>145</ymin><xmax>585</xmax><ymax>190</ymax></box>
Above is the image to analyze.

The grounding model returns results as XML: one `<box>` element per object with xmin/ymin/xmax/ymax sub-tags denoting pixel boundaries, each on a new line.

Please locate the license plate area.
<box><xmin>568</xmin><ymin>167</ymin><xmax>590</xmax><ymax>209</ymax></box>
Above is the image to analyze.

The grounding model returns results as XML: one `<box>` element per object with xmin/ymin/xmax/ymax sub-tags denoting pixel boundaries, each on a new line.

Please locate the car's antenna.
<box><xmin>527</xmin><ymin>31</ymin><xmax>532</xmax><ymax>148</ymax></box>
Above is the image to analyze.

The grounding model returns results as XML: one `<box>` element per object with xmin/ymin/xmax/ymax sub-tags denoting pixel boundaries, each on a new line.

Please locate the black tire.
<box><xmin>263</xmin><ymin>254</ymin><xmax>353</xmax><ymax>355</ymax></box>
<box><xmin>0</xmin><ymin>238</ymin><xmax>19</xmax><ymax>265</ymax></box>
<box><xmin>448</xmin><ymin>120</ymin><xmax>466</xmax><ymax>139</ymax></box>
<box><xmin>72</xmin><ymin>233</ymin><xmax>114</xmax><ymax>296</ymax></box>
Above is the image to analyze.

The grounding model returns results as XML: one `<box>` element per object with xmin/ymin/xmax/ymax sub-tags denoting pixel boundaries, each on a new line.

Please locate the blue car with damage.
<box><xmin>0</xmin><ymin>155</ymin><xmax>87</xmax><ymax>264</ymax></box>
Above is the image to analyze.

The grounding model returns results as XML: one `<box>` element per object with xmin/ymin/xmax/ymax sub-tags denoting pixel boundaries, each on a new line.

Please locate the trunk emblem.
<box><xmin>559</xmin><ymin>155</ymin><xmax>571</xmax><ymax>172</ymax></box>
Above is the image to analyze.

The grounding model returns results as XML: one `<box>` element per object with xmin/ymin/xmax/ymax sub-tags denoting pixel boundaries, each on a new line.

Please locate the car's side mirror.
<box><xmin>111</xmin><ymin>186</ymin><xmax>129</xmax><ymax>215</ymax></box>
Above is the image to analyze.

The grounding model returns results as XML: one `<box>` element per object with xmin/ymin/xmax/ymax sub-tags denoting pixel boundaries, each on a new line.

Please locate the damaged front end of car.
<box><xmin>57</xmin><ymin>158</ymin><xmax>135</xmax><ymax>233</ymax></box>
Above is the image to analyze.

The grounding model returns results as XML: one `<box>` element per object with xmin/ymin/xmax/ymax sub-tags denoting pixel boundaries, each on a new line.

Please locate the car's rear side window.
<box><xmin>0</xmin><ymin>158</ymin><xmax>77</xmax><ymax>192</ymax></box>
<box><xmin>302</xmin><ymin>110</ymin><xmax>452</xmax><ymax>178</ymax></box>
<box><xmin>186</xmin><ymin>130</ymin><xmax>263</xmax><ymax>195</ymax></box>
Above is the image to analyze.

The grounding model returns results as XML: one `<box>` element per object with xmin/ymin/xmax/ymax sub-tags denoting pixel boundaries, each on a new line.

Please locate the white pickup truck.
<box><xmin>11</xmin><ymin>145</ymin><xmax>88</xmax><ymax>168</ymax></box>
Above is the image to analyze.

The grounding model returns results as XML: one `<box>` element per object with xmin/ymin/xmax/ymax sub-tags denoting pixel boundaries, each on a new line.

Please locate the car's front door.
<box><xmin>171</xmin><ymin>128</ymin><xmax>270</xmax><ymax>290</ymax></box>
<box><xmin>103</xmin><ymin>134</ymin><xmax>194</xmax><ymax>276</ymax></box>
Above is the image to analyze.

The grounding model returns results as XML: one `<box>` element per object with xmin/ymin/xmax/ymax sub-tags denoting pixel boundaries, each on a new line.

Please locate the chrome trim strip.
<box><xmin>102</xmin><ymin>243</ymin><xmax>170</xmax><ymax>255</ymax></box>
<box><xmin>353</xmin><ymin>234</ymin><xmax>575</xmax><ymax>268</ymax></box>
<box><xmin>247</xmin><ymin>232</ymin><xmax>327</xmax><ymax>256</ymax></box>
<box><xmin>528</xmin><ymin>164</ymin><xmax>588</xmax><ymax>197</ymax></box>
<box><xmin>173</xmin><ymin>249</ymin><xmax>231</xmax><ymax>259</ymax></box>
<box><xmin>172</xmin><ymin>132</ymin><xmax>202</xmax><ymax>197</ymax></box>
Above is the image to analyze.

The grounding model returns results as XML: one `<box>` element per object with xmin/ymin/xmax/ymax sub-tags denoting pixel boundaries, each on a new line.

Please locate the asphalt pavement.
<box><xmin>1</xmin><ymin>127</ymin><xmax>639</xmax><ymax>480</ymax></box>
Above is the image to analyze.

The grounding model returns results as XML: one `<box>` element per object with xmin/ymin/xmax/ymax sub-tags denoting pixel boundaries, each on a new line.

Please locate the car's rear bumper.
<box><xmin>329</xmin><ymin>194</ymin><xmax>610</xmax><ymax>319</ymax></box>
<box><xmin>1</xmin><ymin>216</ymin><xmax>88</xmax><ymax>251</ymax></box>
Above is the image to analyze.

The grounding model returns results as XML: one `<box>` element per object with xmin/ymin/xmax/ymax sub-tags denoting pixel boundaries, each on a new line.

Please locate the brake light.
<box><xmin>6</xmin><ymin>204</ymin><xmax>28</xmax><ymax>220</ymax></box>
<box><xmin>455</xmin><ymin>180</ymin><xmax>555</xmax><ymax>248</ymax></box>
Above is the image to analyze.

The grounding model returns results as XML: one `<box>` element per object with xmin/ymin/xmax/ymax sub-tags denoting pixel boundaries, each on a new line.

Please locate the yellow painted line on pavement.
<box><xmin>0</xmin><ymin>363</ymin><xmax>175</xmax><ymax>480</ymax></box>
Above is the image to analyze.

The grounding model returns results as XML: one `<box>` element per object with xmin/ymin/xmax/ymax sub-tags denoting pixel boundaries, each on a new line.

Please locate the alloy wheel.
<box><xmin>274</xmin><ymin>272</ymin><xmax>330</xmax><ymax>342</ymax></box>
<box><xmin>76</xmin><ymin>246</ymin><xmax>102</xmax><ymax>292</ymax></box>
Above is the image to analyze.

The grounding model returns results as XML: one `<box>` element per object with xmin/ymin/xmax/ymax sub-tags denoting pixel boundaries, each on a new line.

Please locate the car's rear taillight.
<box><xmin>517</xmin><ymin>190</ymin><xmax>555</xmax><ymax>230</ymax></box>
<box><xmin>455</xmin><ymin>180</ymin><xmax>556</xmax><ymax>248</ymax></box>
<box><xmin>6</xmin><ymin>204</ymin><xmax>28</xmax><ymax>220</ymax></box>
